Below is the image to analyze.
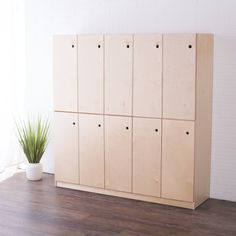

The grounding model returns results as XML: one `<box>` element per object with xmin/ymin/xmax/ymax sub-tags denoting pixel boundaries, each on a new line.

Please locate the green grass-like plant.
<box><xmin>16</xmin><ymin>118</ymin><xmax>50</xmax><ymax>163</ymax></box>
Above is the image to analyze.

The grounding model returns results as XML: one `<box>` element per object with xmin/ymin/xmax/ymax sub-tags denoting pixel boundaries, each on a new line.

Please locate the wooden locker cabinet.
<box><xmin>54</xmin><ymin>112</ymin><xmax>79</xmax><ymax>184</ymax></box>
<box><xmin>54</xmin><ymin>33</ymin><xmax>213</xmax><ymax>209</ymax></box>
<box><xmin>133</xmin><ymin>34</ymin><xmax>162</xmax><ymax>118</ymax></box>
<box><xmin>53</xmin><ymin>35</ymin><xmax>78</xmax><ymax>112</ymax></box>
<box><xmin>105</xmin><ymin>115</ymin><xmax>132</xmax><ymax>192</ymax></box>
<box><xmin>105</xmin><ymin>35</ymin><xmax>133</xmax><ymax>116</ymax></box>
<box><xmin>79</xmin><ymin>114</ymin><xmax>104</xmax><ymax>188</ymax></box>
<box><xmin>78</xmin><ymin>35</ymin><xmax>104</xmax><ymax>114</ymax></box>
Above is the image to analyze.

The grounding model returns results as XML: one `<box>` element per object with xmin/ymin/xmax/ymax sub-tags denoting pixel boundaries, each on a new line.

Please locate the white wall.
<box><xmin>25</xmin><ymin>0</ymin><xmax>236</xmax><ymax>202</ymax></box>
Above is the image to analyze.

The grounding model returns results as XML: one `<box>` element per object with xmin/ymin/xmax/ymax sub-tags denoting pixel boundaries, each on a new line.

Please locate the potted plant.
<box><xmin>16</xmin><ymin>118</ymin><xmax>50</xmax><ymax>181</ymax></box>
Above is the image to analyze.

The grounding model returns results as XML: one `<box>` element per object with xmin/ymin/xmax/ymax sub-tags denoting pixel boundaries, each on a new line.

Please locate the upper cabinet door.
<box><xmin>163</xmin><ymin>34</ymin><xmax>196</xmax><ymax>120</ymax></box>
<box><xmin>133</xmin><ymin>34</ymin><xmax>162</xmax><ymax>118</ymax></box>
<box><xmin>105</xmin><ymin>115</ymin><xmax>132</xmax><ymax>192</ymax></box>
<box><xmin>105</xmin><ymin>35</ymin><xmax>133</xmax><ymax>116</ymax></box>
<box><xmin>54</xmin><ymin>112</ymin><xmax>79</xmax><ymax>184</ymax></box>
<box><xmin>162</xmin><ymin>119</ymin><xmax>194</xmax><ymax>202</ymax></box>
<box><xmin>78</xmin><ymin>35</ymin><xmax>104</xmax><ymax>114</ymax></box>
<box><xmin>79</xmin><ymin>114</ymin><xmax>104</xmax><ymax>188</ymax></box>
<box><xmin>53</xmin><ymin>35</ymin><xmax>78</xmax><ymax>112</ymax></box>
<box><xmin>133</xmin><ymin>118</ymin><xmax>161</xmax><ymax>197</ymax></box>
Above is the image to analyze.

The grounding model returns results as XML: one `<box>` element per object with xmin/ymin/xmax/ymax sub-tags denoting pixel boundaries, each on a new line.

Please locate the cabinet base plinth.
<box><xmin>56</xmin><ymin>181</ymin><xmax>197</xmax><ymax>209</ymax></box>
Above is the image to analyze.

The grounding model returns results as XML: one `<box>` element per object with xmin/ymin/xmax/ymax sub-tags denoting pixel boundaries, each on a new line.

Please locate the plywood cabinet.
<box><xmin>53</xmin><ymin>35</ymin><xmax>78</xmax><ymax>112</ymax></box>
<box><xmin>163</xmin><ymin>34</ymin><xmax>196</xmax><ymax>120</ymax></box>
<box><xmin>133</xmin><ymin>118</ymin><xmax>161</xmax><ymax>197</ymax></box>
<box><xmin>53</xmin><ymin>33</ymin><xmax>213</xmax><ymax>209</ymax></box>
<box><xmin>78</xmin><ymin>35</ymin><xmax>104</xmax><ymax>113</ymax></box>
<box><xmin>54</xmin><ymin>112</ymin><xmax>79</xmax><ymax>184</ymax></box>
<box><xmin>133</xmin><ymin>34</ymin><xmax>162</xmax><ymax>118</ymax></box>
<box><xmin>79</xmin><ymin>114</ymin><xmax>104</xmax><ymax>188</ymax></box>
<box><xmin>105</xmin><ymin>115</ymin><xmax>132</xmax><ymax>192</ymax></box>
<box><xmin>105</xmin><ymin>35</ymin><xmax>133</xmax><ymax>116</ymax></box>
<box><xmin>162</xmin><ymin>119</ymin><xmax>194</xmax><ymax>202</ymax></box>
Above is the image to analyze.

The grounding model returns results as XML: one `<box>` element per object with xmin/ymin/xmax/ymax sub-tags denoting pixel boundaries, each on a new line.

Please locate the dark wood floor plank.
<box><xmin>0</xmin><ymin>173</ymin><xmax>236</xmax><ymax>236</ymax></box>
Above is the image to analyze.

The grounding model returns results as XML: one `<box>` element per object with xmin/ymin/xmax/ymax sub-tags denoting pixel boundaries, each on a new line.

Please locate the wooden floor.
<box><xmin>0</xmin><ymin>173</ymin><xmax>236</xmax><ymax>236</ymax></box>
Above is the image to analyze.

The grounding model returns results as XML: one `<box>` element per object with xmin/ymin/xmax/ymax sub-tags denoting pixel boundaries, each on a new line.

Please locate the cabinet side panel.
<box><xmin>194</xmin><ymin>34</ymin><xmax>214</xmax><ymax>206</ymax></box>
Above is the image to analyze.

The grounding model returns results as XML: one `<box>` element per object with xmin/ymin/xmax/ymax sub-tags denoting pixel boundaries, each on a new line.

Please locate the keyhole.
<box><xmin>73</xmin><ymin>122</ymin><xmax>75</xmax><ymax>125</ymax></box>
<box><xmin>98</xmin><ymin>124</ymin><xmax>101</xmax><ymax>127</ymax></box>
<box><xmin>72</xmin><ymin>44</ymin><xmax>74</xmax><ymax>48</ymax></box>
<box><xmin>155</xmin><ymin>129</ymin><xmax>158</xmax><ymax>132</ymax></box>
<box><xmin>156</xmin><ymin>44</ymin><xmax>159</xmax><ymax>48</ymax></box>
<box><xmin>186</xmin><ymin>131</ymin><xmax>189</xmax><ymax>135</ymax></box>
<box><xmin>98</xmin><ymin>44</ymin><xmax>101</xmax><ymax>48</ymax></box>
<box><xmin>126</xmin><ymin>127</ymin><xmax>129</xmax><ymax>130</ymax></box>
<box><xmin>126</xmin><ymin>45</ymin><xmax>129</xmax><ymax>48</ymax></box>
<box><xmin>188</xmin><ymin>45</ymin><xmax>192</xmax><ymax>49</ymax></box>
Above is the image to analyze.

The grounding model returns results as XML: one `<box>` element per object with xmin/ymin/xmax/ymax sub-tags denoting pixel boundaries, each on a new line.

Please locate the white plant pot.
<box><xmin>26</xmin><ymin>163</ymin><xmax>42</xmax><ymax>181</ymax></box>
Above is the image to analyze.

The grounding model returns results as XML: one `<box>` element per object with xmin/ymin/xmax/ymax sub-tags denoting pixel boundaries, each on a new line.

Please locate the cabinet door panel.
<box><xmin>162</xmin><ymin>119</ymin><xmax>194</xmax><ymax>202</ymax></box>
<box><xmin>54</xmin><ymin>112</ymin><xmax>79</xmax><ymax>184</ymax></box>
<box><xmin>79</xmin><ymin>114</ymin><xmax>104</xmax><ymax>188</ymax></box>
<box><xmin>133</xmin><ymin>34</ymin><xmax>162</xmax><ymax>118</ymax></box>
<box><xmin>133</xmin><ymin>118</ymin><xmax>161</xmax><ymax>197</ymax></box>
<box><xmin>105</xmin><ymin>116</ymin><xmax>132</xmax><ymax>192</ymax></box>
<box><xmin>78</xmin><ymin>35</ymin><xmax>104</xmax><ymax>113</ymax></box>
<box><xmin>53</xmin><ymin>35</ymin><xmax>77</xmax><ymax>112</ymax></box>
<box><xmin>105</xmin><ymin>35</ymin><xmax>133</xmax><ymax>116</ymax></box>
<box><xmin>163</xmin><ymin>34</ymin><xmax>196</xmax><ymax>120</ymax></box>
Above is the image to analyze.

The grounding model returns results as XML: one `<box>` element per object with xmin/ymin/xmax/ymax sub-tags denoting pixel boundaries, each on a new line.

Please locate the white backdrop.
<box><xmin>0</xmin><ymin>0</ymin><xmax>25</xmax><ymax>172</ymax></box>
<box><xmin>25</xmin><ymin>0</ymin><xmax>236</xmax><ymax>202</ymax></box>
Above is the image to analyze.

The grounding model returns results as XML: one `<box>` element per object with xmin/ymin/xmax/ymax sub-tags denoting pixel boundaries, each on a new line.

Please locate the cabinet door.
<box><xmin>78</xmin><ymin>35</ymin><xmax>104</xmax><ymax>113</ymax></box>
<box><xmin>54</xmin><ymin>112</ymin><xmax>79</xmax><ymax>184</ymax></box>
<box><xmin>133</xmin><ymin>118</ymin><xmax>161</xmax><ymax>197</ymax></box>
<box><xmin>133</xmin><ymin>34</ymin><xmax>162</xmax><ymax>118</ymax></box>
<box><xmin>105</xmin><ymin>35</ymin><xmax>133</xmax><ymax>116</ymax></box>
<box><xmin>163</xmin><ymin>34</ymin><xmax>196</xmax><ymax>120</ymax></box>
<box><xmin>53</xmin><ymin>35</ymin><xmax>77</xmax><ymax>112</ymax></box>
<box><xmin>79</xmin><ymin>114</ymin><xmax>104</xmax><ymax>188</ymax></box>
<box><xmin>162</xmin><ymin>119</ymin><xmax>194</xmax><ymax>202</ymax></box>
<box><xmin>105</xmin><ymin>116</ymin><xmax>132</xmax><ymax>192</ymax></box>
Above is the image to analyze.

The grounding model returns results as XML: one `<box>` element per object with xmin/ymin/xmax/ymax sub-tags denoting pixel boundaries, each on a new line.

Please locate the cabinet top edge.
<box><xmin>53</xmin><ymin>33</ymin><xmax>214</xmax><ymax>37</ymax></box>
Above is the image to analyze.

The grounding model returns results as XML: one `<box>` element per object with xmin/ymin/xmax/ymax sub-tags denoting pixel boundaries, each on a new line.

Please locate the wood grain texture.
<box><xmin>0</xmin><ymin>173</ymin><xmax>236</xmax><ymax>236</ymax></box>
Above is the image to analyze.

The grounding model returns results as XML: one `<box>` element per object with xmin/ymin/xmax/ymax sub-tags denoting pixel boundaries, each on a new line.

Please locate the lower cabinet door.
<box><xmin>54</xmin><ymin>112</ymin><xmax>79</xmax><ymax>184</ymax></box>
<box><xmin>133</xmin><ymin>118</ymin><xmax>161</xmax><ymax>197</ymax></box>
<box><xmin>79</xmin><ymin>114</ymin><xmax>104</xmax><ymax>188</ymax></box>
<box><xmin>105</xmin><ymin>115</ymin><xmax>132</xmax><ymax>192</ymax></box>
<box><xmin>162</xmin><ymin>119</ymin><xmax>194</xmax><ymax>202</ymax></box>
